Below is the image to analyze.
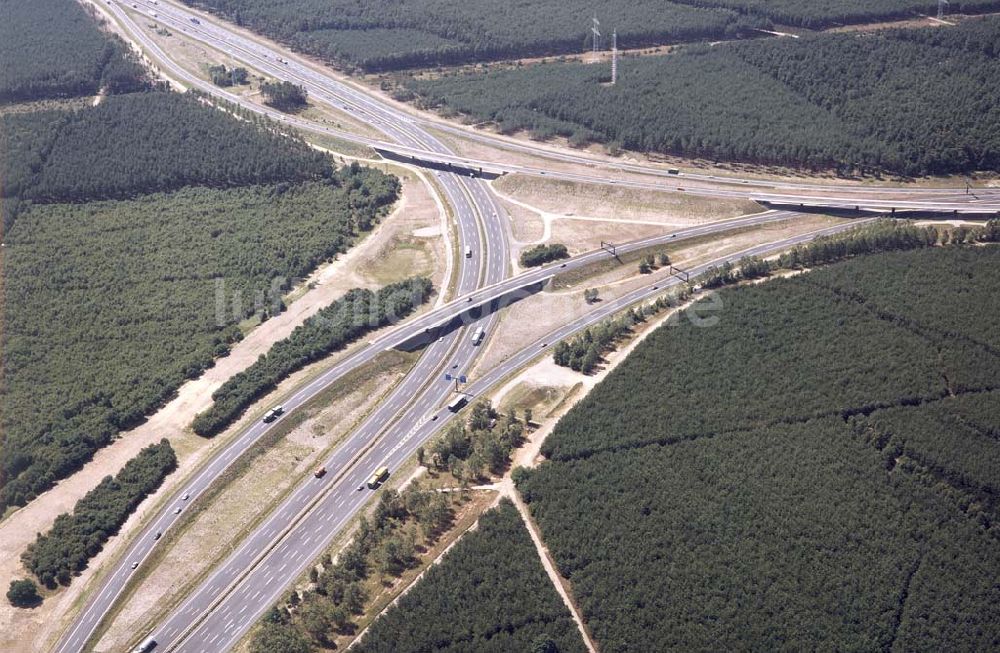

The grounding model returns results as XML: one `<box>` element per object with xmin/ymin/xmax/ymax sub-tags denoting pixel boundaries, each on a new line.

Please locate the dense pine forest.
<box><xmin>0</xmin><ymin>92</ymin><xmax>333</xmax><ymax>207</ymax></box>
<box><xmin>0</xmin><ymin>6</ymin><xmax>401</xmax><ymax>517</ymax></box>
<box><xmin>183</xmin><ymin>0</ymin><xmax>762</xmax><ymax>72</ymax></box>
<box><xmin>180</xmin><ymin>0</ymin><xmax>1000</xmax><ymax>72</ymax></box>
<box><xmin>511</xmin><ymin>245</ymin><xmax>1000</xmax><ymax>651</ymax></box>
<box><xmin>353</xmin><ymin>500</ymin><xmax>586</xmax><ymax>653</ymax></box>
<box><xmin>671</xmin><ymin>0</ymin><xmax>1000</xmax><ymax>28</ymax></box>
<box><xmin>407</xmin><ymin>17</ymin><xmax>1000</xmax><ymax>176</ymax></box>
<box><xmin>0</xmin><ymin>0</ymin><xmax>149</xmax><ymax>104</ymax></box>
<box><xmin>0</xmin><ymin>174</ymin><xmax>398</xmax><ymax>512</ymax></box>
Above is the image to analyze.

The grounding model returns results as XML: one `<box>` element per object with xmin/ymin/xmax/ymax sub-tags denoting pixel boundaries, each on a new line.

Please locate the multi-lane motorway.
<box><xmin>151</xmin><ymin>220</ymin><xmax>871</xmax><ymax>653</ymax></box>
<box><xmin>106</xmin><ymin>0</ymin><xmax>999</xmax><ymax>217</ymax></box>
<box><xmin>52</xmin><ymin>1</ymin><xmax>998</xmax><ymax>652</ymax></box>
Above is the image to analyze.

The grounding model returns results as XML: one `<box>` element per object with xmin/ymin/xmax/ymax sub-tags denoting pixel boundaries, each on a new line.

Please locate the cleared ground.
<box><xmin>494</xmin><ymin>174</ymin><xmax>761</xmax><ymax>226</ymax></box>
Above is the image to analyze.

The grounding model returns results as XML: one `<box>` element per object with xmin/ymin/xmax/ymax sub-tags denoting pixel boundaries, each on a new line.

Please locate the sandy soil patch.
<box><xmin>547</xmin><ymin>219</ymin><xmax>670</xmax><ymax>256</ymax></box>
<box><xmin>357</xmin><ymin>173</ymin><xmax>447</xmax><ymax>287</ymax></box>
<box><xmin>0</xmin><ymin>170</ymin><xmax>444</xmax><ymax>653</ymax></box>
<box><xmin>494</xmin><ymin>174</ymin><xmax>760</xmax><ymax>226</ymax></box>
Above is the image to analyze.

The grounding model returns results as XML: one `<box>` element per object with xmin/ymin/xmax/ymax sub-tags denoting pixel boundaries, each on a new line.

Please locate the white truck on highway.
<box><xmin>447</xmin><ymin>395</ymin><xmax>468</xmax><ymax>412</ymax></box>
<box><xmin>471</xmin><ymin>326</ymin><xmax>485</xmax><ymax>346</ymax></box>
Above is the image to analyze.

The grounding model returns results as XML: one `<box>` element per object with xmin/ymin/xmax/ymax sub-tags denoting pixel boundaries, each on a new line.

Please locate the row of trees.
<box><xmin>22</xmin><ymin>440</ymin><xmax>177</xmax><ymax>590</ymax></box>
<box><xmin>261</xmin><ymin>80</ymin><xmax>308</xmax><ymax>110</ymax></box>
<box><xmin>208</xmin><ymin>64</ymin><xmax>249</xmax><ymax>87</ymax></box>
<box><xmin>192</xmin><ymin>277</ymin><xmax>433</xmax><ymax>436</ymax></box>
<box><xmin>519</xmin><ymin>243</ymin><xmax>569</xmax><ymax>267</ymax></box>
<box><xmin>253</xmin><ymin>482</ymin><xmax>457</xmax><ymax>651</ymax></box>
<box><xmin>0</xmin><ymin>91</ymin><xmax>334</xmax><ymax>205</ymax></box>
<box><xmin>422</xmin><ymin>400</ymin><xmax>524</xmax><ymax>482</ymax></box>
<box><xmin>182</xmin><ymin>0</ymin><xmax>765</xmax><ymax>72</ymax></box>
<box><xmin>553</xmin><ymin>313</ymin><xmax>637</xmax><ymax>374</ymax></box>
<box><xmin>353</xmin><ymin>500</ymin><xmax>587</xmax><ymax>653</ymax></box>
<box><xmin>0</xmin><ymin>176</ymin><xmax>399</xmax><ymax>513</ymax></box>
<box><xmin>0</xmin><ymin>0</ymin><xmax>149</xmax><ymax>103</ymax></box>
<box><xmin>407</xmin><ymin>18</ymin><xmax>1000</xmax><ymax>176</ymax></box>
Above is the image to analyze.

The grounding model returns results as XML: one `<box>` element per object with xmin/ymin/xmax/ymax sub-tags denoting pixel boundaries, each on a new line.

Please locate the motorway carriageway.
<box><xmin>157</xmin><ymin>219</ymin><xmax>873</xmax><ymax>653</ymax></box>
<box><xmin>113</xmin><ymin>0</ymin><xmax>1000</xmax><ymax>215</ymax></box>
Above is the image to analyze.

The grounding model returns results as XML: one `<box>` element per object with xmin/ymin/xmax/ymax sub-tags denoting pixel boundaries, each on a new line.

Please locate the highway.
<box><xmin>50</xmin><ymin>2</ymin><xmax>997</xmax><ymax>652</ymax></box>
<box><xmin>59</xmin><ymin>3</ymin><xmax>513</xmax><ymax>653</ymax></box>
<box><xmin>106</xmin><ymin>0</ymin><xmax>1000</xmax><ymax>217</ymax></box>
<box><xmin>142</xmin><ymin>220</ymin><xmax>872</xmax><ymax>653</ymax></box>
<box><xmin>52</xmin><ymin>203</ymin><xmax>802</xmax><ymax>652</ymax></box>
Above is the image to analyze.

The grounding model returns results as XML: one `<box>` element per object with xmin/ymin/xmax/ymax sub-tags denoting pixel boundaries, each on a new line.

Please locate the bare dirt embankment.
<box><xmin>0</xmin><ymin>169</ymin><xmax>444</xmax><ymax>653</ymax></box>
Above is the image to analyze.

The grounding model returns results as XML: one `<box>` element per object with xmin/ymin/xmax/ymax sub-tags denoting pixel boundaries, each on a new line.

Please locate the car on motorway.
<box><xmin>182</xmin><ymin>493</ymin><xmax>189</xmax><ymax>500</ymax></box>
<box><xmin>314</xmin><ymin>467</ymin><xmax>327</xmax><ymax>478</ymax></box>
<box><xmin>131</xmin><ymin>562</ymin><xmax>139</xmax><ymax>570</ymax></box>
<box><xmin>262</xmin><ymin>405</ymin><xmax>284</xmax><ymax>423</ymax></box>
<box><xmin>154</xmin><ymin>532</ymin><xmax>162</xmax><ymax>540</ymax></box>
<box><xmin>130</xmin><ymin>636</ymin><xmax>157</xmax><ymax>653</ymax></box>
<box><xmin>173</xmin><ymin>507</ymin><xmax>182</xmax><ymax>515</ymax></box>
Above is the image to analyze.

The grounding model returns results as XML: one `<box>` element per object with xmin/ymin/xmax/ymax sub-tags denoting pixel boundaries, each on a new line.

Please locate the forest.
<box><xmin>0</xmin><ymin>91</ymin><xmax>335</xmax><ymax>207</ymax></box>
<box><xmin>406</xmin><ymin>17</ymin><xmax>1000</xmax><ymax>176</ymax></box>
<box><xmin>22</xmin><ymin>440</ymin><xmax>176</xmax><ymax>590</ymax></box>
<box><xmin>0</xmin><ymin>174</ymin><xmax>399</xmax><ymax>512</ymax></box>
<box><xmin>182</xmin><ymin>0</ymin><xmax>762</xmax><ymax>72</ymax></box>
<box><xmin>512</xmin><ymin>244</ymin><xmax>1000</xmax><ymax>650</ymax></box>
<box><xmin>353</xmin><ymin>500</ymin><xmax>586</xmax><ymax>653</ymax></box>
<box><xmin>671</xmin><ymin>0</ymin><xmax>1000</xmax><ymax>28</ymax></box>
<box><xmin>0</xmin><ymin>0</ymin><xmax>149</xmax><ymax>104</ymax></box>
<box><xmin>192</xmin><ymin>278</ymin><xmax>434</xmax><ymax>436</ymax></box>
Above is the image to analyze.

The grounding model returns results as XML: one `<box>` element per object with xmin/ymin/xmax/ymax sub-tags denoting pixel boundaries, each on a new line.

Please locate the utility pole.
<box><xmin>611</xmin><ymin>29</ymin><xmax>618</xmax><ymax>85</ymax></box>
<box><xmin>591</xmin><ymin>16</ymin><xmax>601</xmax><ymax>55</ymax></box>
